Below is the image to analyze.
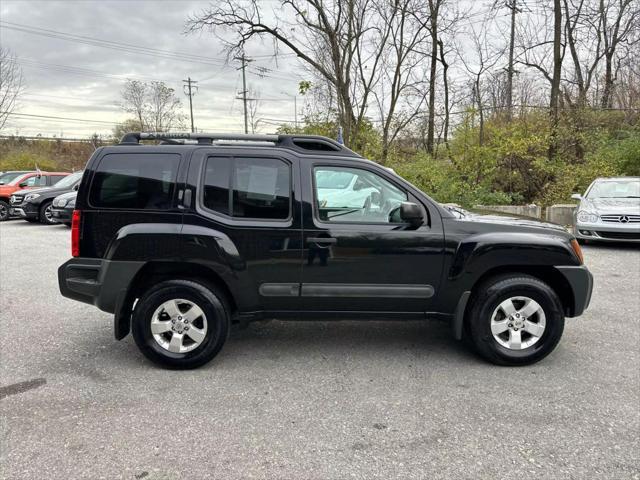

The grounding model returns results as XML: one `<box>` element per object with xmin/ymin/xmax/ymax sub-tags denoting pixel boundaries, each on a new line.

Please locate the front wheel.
<box><xmin>0</xmin><ymin>200</ymin><xmax>9</xmax><ymax>221</ymax></box>
<box><xmin>39</xmin><ymin>201</ymin><xmax>56</xmax><ymax>225</ymax></box>
<box><xmin>466</xmin><ymin>274</ymin><xmax>565</xmax><ymax>366</ymax></box>
<box><xmin>131</xmin><ymin>279</ymin><xmax>230</xmax><ymax>369</ymax></box>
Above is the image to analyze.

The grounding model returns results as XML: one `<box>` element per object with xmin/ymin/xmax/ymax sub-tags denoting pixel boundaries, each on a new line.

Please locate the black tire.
<box><xmin>0</xmin><ymin>200</ymin><xmax>9</xmax><ymax>221</ymax></box>
<box><xmin>39</xmin><ymin>201</ymin><xmax>56</xmax><ymax>225</ymax></box>
<box><xmin>131</xmin><ymin>279</ymin><xmax>230</xmax><ymax>369</ymax></box>
<box><xmin>466</xmin><ymin>274</ymin><xmax>565</xmax><ymax>366</ymax></box>
<box><xmin>25</xmin><ymin>218</ymin><xmax>39</xmax><ymax>223</ymax></box>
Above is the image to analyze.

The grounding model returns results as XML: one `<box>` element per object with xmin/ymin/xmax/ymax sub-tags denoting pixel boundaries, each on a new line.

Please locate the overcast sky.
<box><xmin>0</xmin><ymin>0</ymin><xmax>306</xmax><ymax>137</ymax></box>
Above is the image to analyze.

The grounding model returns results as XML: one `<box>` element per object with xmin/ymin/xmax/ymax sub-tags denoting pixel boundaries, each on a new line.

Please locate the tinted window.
<box><xmin>90</xmin><ymin>153</ymin><xmax>179</xmax><ymax>209</ymax></box>
<box><xmin>49</xmin><ymin>175</ymin><xmax>67</xmax><ymax>185</ymax></box>
<box><xmin>202</xmin><ymin>157</ymin><xmax>290</xmax><ymax>220</ymax></box>
<box><xmin>20</xmin><ymin>175</ymin><xmax>46</xmax><ymax>187</ymax></box>
<box><xmin>314</xmin><ymin>166</ymin><xmax>407</xmax><ymax>223</ymax></box>
<box><xmin>203</xmin><ymin>157</ymin><xmax>232</xmax><ymax>215</ymax></box>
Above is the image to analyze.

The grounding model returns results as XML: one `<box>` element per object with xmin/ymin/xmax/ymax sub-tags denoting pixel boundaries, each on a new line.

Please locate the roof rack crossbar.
<box><xmin>119</xmin><ymin>132</ymin><xmax>361</xmax><ymax>158</ymax></box>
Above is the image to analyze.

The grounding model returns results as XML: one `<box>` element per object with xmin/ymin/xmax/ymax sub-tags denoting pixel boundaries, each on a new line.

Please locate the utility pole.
<box><xmin>183</xmin><ymin>77</ymin><xmax>198</xmax><ymax>132</ymax></box>
<box><xmin>235</xmin><ymin>53</ymin><xmax>252</xmax><ymax>134</ymax></box>
<box><xmin>505</xmin><ymin>0</ymin><xmax>518</xmax><ymax>120</ymax></box>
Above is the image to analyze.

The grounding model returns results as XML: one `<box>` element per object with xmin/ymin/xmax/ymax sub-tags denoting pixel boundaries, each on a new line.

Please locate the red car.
<box><xmin>0</xmin><ymin>171</ymin><xmax>71</xmax><ymax>221</ymax></box>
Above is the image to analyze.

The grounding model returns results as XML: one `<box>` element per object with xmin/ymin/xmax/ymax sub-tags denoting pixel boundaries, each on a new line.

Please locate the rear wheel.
<box><xmin>131</xmin><ymin>279</ymin><xmax>230</xmax><ymax>369</ymax></box>
<box><xmin>39</xmin><ymin>201</ymin><xmax>56</xmax><ymax>225</ymax></box>
<box><xmin>466</xmin><ymin>274</ymin><xmax>565</xmax><ymax>366</ymax></box>
<box><xmin>0</xmin><ymin>200</ymin><xmax>9</xmax><ymax>221</ymax></box>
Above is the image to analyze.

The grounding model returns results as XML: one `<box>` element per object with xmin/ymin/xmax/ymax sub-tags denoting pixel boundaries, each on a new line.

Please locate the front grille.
<box><xmin>596</xmin><ymin>231</ymin><xmax>640</xmax><ymax>240</ymax></box>
<box><xmin>600</xmin><ymin>214</ymin><xmax>640</xmax><ymax>223</ymax></box>
<box><xmin>10</xmin><ymin>196</ymin><xmax>23</xmax><ymax>206</ymax></box>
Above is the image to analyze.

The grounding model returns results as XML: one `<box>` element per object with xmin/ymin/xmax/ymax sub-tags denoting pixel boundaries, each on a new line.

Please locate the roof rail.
<box><xmin>119</xmin><ymin>132</ymin><xmax>362</xmax><ymax>157</ymax></box>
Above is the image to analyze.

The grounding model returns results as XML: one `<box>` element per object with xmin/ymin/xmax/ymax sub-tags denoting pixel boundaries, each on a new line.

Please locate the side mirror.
<box><xmin>18</xmin><ymin>182</ymin><xmax>28</xmax><ymax>188</ymax></box>
<box><xmin>73</xmin><ymin>184</ymin><xmax>79</xmax><ymax>191</ymax></box>
<box><xmin>400</xmin><ymin>202</ymin><xmax>424</xmax><ymax>228</ymax></box>
<box><xmin>571</xmin><ymin>193</ymin><xmax>582</xmax><ymax>201</ymax></box>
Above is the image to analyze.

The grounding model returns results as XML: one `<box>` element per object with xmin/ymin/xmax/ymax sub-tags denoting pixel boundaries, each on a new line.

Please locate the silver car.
<box><xmin>572</xmin><ymin>177</ymin><xmax>640</xmax><ymax>243</ymax></box>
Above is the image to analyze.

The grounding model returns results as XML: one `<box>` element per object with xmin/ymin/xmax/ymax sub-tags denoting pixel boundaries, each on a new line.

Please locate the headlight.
<box><xmin>577</xmin><ymin>210</ymin><xmax>598</xmax><ymax>223</ymax></box>
<box><xmin>54</xmin><ymin>198</ymin><xmax>67</xmax><ymax>207</ymax></box>
<box><xmin>67</xmin><ymin>198</ymin><xmax>75</xmax><ymax>208</ymax></box>
<box><xmin>24</xmin><ymin>193</ymin><xmax>41</xmax><ymax>202</ymax></box>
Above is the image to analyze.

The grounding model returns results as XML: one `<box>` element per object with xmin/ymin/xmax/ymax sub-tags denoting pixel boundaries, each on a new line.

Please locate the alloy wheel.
<box><xmin>150</xmin><ymin>299</ymin><xmax>208</xmax><ymax>353</ymax></box>
<box><xmin>490</xmin><ymin>296</ymin><xmax>546</xmax><ymax>350</ymax></box>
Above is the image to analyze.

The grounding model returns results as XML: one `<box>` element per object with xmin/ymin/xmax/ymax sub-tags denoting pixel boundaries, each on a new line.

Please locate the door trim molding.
<box><xmin>300</xmin><ymin>283</ymin><xmax>434</xmax><ymax>298</ymax></box>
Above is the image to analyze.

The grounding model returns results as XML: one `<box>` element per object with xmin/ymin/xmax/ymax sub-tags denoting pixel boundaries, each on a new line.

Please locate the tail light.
<box><xmin>71</xmin><ymin>210</ymin><xmax>81</xmax><ymax>257</ymax></box>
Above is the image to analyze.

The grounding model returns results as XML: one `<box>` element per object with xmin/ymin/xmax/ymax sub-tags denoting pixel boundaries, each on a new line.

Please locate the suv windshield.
<box><xmin>587</xmin><ymin>180</ymin><xmax>640</xmax><ymax>198</ymax></box>
<box><xmin>53</xmin><ymin>171</ymin><xmax>83</xmax><ymax>188</ymax></box>
<box><xmin>0</xmin><ymin>172</ymin><xmax>27</xmax><ymax>185</ymax></box>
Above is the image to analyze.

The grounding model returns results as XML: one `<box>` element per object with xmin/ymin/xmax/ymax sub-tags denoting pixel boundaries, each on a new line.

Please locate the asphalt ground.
<box><xmin>1</xmin><ymin>220</ymin><xmax>639</xmax><ymax>480</ymax></box>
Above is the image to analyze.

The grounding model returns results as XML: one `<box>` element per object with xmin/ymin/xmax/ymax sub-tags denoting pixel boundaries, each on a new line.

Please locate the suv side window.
<box><xmin>314</xmin><ymin>166</ymin><xmax>407</xmax><ymax>224</ymax></box>
<box><xmin>203</xmin><ymin>157</ymin><xmax>290</xmax><ymax>220</ymax></box>
<box><xmin>22</xmin><ymin>175</ymin><xmax>46</xmax><ymax>187</ymax></box>
<box><xmin>49</xmin><ymin>175</ymin><xmax>67</xmax><ymax>185</ymax></box>
<box><xmin>89</xmin><ymin>153</ymin><xmax>180</xmax><ymax>210</ymax></box>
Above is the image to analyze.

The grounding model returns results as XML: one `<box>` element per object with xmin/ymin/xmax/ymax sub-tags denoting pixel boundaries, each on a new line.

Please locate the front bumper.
<box><xmin>574</xmin><ymin>221</ymin><xmax>640</xmax><ymax>242</ymax></box>
<box><xmin>51</xmin><ymin>206</ymin><xmax>73</xmax><ymax>223</ymax></box>
<box><xmin>555</xmin><ymin>265</ymin><xmax>594</xmax><ymax>317</ymax></box>
<box><xmin>9</xmin><ymin>202</ymin><xmax>38</xmax><ymax>219</ymax></box>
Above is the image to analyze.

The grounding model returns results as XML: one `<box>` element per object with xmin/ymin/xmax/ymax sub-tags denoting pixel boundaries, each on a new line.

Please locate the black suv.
<box><xmin>11</xmin><ymin>171</ymin><xmax>83</xmax><ymax>225</ymax></box>
<box><xmin>58</xmin><ymin>132</ymin><xmax>593</xmax><ymax>369</ymax></box>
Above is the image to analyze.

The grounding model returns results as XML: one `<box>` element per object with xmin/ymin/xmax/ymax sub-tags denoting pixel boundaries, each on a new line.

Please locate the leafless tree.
<box><xmin>0</xmin><ymin>47</ymin><xmax>24</xmax><ymax>131</ymax></box>
<box><xmin>598</xmin><ymin>0</ymin><xmax>639</xmax><ymax>107</ymax></box>
<box><xmin>373</xmin><ymin>0</ymin><xmax>430</xmax><ymax>163</ymax></box>
<box><xmin>458</xmin><ymin>22</ymin><xmax>504</xmax><ymax>145</ymax></box>
<box><xmin>121</xmin><ymin>80</ymin><xmax>147</xmax><ymax>129</ymax></box>
<box><xmin>146</xmin><ymin>82</ymin><xmax>185</xmax><ymax>132</ymax></box>
<box><xmin>120</xmin><ymin>80</ymin><xmax>185</xmax><ymax>132</ymax></box>
<box><xmin>187</xmin><ymin>0</ymin><xmax>431</xmax><ymax>152</ymax></box>
<box><xmin>247</xmin><ymin>87</ymin><xmax>261</xmax><ymax>133</ymax></box>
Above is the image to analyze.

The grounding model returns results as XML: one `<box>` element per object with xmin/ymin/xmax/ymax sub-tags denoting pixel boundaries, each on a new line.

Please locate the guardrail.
<box><xmin>475</xmin><ymin>204</ymin><xmax>577</xmax><ymax>227</ymax></box>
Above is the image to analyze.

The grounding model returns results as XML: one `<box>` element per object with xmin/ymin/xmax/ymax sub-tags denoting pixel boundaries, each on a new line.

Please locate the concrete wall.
<box><xmin>474</xmin><ymin>204</ymin><xmax>542</xmax><ymax>219</ymax></box>
<box><xmin>546</xmin><ymin>204</ymin><xmax>577</xmax><ymax>226</ymax></box>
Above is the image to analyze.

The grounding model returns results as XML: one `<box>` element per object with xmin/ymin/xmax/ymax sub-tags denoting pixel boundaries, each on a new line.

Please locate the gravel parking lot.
<box><xmin>0</xmin><ymin>220</ymin><xmax>639</xmax><ymax>480</ymax></box>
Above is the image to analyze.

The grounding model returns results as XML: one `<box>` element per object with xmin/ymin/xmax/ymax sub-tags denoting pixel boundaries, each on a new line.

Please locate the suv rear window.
<box><xmin>90</xmin><ymin>153</ymin><xmax>180</xmax><ymax>209</ymax></box>
<box><xmin>203</xmin><ymin>157</ymin><xmax>291</xmax><ymax>220</ymax></box>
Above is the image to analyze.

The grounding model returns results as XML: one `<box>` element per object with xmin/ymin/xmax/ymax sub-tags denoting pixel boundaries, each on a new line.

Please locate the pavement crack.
<box><xmin>0</xmin><ymin>378</ymin><xmax>46</xmax><ymax>400</ymax></box>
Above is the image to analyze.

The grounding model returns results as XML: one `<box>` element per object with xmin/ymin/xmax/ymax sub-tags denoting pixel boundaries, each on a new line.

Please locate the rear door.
<box><xmin>300</xmin><ymin>160</ymin><xmax>445</xmax><ymax>313</ymax></box>
<box><xmin>182</xmin><ymin>148</ymin><xmax>303</xmax><ymax>312</ymax></box>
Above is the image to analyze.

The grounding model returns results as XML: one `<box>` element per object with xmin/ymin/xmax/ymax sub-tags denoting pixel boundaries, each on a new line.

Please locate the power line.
<box><xmin>0</xmin><ymin>21</ymin><xmax>231</xmax><ymax>68</ymax></box>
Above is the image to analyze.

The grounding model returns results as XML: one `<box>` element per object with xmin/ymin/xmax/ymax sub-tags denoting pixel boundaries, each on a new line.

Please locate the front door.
<box><xmin>300</xmin><ymin>162</ymin><xmax>444</xmax><ymax>313</ymax></box>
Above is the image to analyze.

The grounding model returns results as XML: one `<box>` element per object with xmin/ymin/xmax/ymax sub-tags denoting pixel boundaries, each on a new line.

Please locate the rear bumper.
<box><xmin>58</xmin><ymin>258</ymin><xmax>145</xmax><ymax>313</ymax></box>
<box><xmin>555</xmin><ymin>265</ymin><xmax>594</xmax><ymax>317</ymax></box>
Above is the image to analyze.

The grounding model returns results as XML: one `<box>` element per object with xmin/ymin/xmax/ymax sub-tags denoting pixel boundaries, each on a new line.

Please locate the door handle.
<box><xmin>307</xmin><ymin>237</ymin><xmax>337</xmax><ymax>245</ymax></box>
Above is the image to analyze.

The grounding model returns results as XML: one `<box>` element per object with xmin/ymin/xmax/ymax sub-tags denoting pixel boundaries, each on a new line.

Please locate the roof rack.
<box><xmin>119</xmin><ymin>132</ymin><xmax>362</xmax><ymax>158</ymax></box>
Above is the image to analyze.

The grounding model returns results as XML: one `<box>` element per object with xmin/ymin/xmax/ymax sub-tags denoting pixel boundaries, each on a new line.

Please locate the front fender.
<box><xmin>439</xmin><ymin>231</ymin><xmax>580</xmax><ymax>316</ymax></box>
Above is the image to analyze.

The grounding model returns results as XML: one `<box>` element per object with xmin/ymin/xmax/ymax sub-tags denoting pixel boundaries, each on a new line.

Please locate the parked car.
<box><xmin>0</xmin><ymin>171</ymin><xmax>71</xmax><ymax>221</ymax></box>
<box><xmin>58</xmin><ymin>132</ymin><xmax>593</xmax><ymax>369</ymax></box>
<box><xmin>0</xmin><ymin>171</ymin><xmax>31</xmax><ymax>186</ymax></box>
<box><xmin>572</xmin><ymin>176</ymin><xmax>640</xmax><ymax>243</ymax></box>
<box><xmin>51</xmin><ymin>191</ymin><xmax>77</xmax><ymax>226</ymax></box>
<box><xmin>10</xmin><ymin>171</ymin><xmax>83</xmax><ymax>225</ymax></box>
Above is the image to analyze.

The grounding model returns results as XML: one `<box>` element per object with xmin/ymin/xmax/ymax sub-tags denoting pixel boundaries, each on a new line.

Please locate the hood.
<box><xmin>54</xmin><ymin>191</ymin><xmax>77</xmax><ymax>201</ymax></box>
<box><xmin>12</xmin><ymin>185</ymin><xmax>76</xmax><ymax>199</ymax></box>
<box><xmin>10</xmin><ymin>186</ymin><xmax>51</xmax><ymax>197</ymax></box>
<box><xmin>452</xmin><ymin>207</ymin><xmax>568</xmax><ymax>233</ymax></box>
<box><xmin>582</xmin><ymin>197</ymin><xmax>640</xmax><ymax>214</ymax></box>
